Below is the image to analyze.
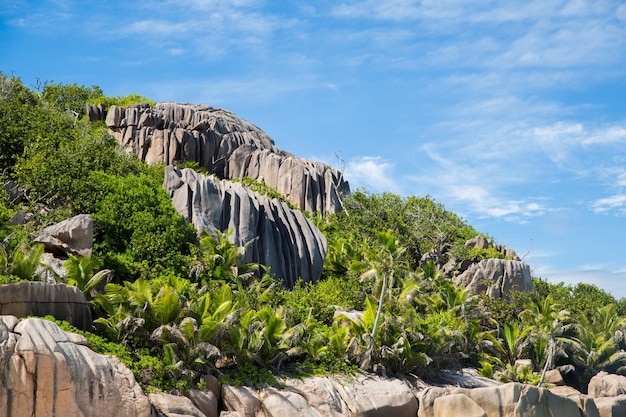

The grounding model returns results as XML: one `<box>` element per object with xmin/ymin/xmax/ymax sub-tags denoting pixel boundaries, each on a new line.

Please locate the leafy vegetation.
<box><xmin>3</xmin><ymin>73</ymin><xmax>626</xmax><ymax>395</ymax></box>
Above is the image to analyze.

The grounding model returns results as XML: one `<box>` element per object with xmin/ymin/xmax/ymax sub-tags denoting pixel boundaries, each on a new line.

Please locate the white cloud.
<box><xmin>345</xmin><ymin>156</ymin><xmax>400</xmax><ymax>194</ymax></box>
<box><xmin>591</xmin><ymin>195</ymin><xmax>626</xmax><ymax>214</ymax></box>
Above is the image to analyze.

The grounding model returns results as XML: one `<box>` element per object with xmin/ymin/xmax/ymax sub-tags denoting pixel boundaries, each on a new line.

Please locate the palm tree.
<box><xmin>190</xmin><ymin>229</ymin><xmax>259</xmax><ymax>288</ymax></box>
<box><xmin>0</xmin><ymin>239</ymin><xmax>45</xmax><ymax>281</ymax></box>
<box><xmin>521</xmin><ymin>294</ymin><xmax>577</xmax><ymax>386</ymax></box>
<box><xmin>62</xmin><ymin>254</ymin><xmax>112</xmax><ymax>299</ymax></box>
<box><xmin>359</xmin><ymin>230</ymin><xmax>411</xmax><ymax>342</ymax></box>
<box><xmin>573</xmin><ymin>304</ymin><xmax>626</xmax><ymax>385</ymax></box>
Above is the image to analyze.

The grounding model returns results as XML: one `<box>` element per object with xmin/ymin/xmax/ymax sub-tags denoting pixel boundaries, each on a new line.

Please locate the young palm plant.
<box><xmin>521</xmin><ymin>294</ymin><xmax>578</xmax><ymax>386</ymax></box>
<box><xmin>573</xmin><ymin>304</ymin><xmax>626</xmax><ymax>387</ymax></box>
<box><xmin>62</xmin><ymin>254</ymin><xmax>113</xmax><ymax>299</ymax></box>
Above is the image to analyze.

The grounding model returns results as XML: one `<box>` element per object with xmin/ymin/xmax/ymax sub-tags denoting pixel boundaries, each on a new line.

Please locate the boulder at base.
<box><xmin>0</xmin><ymin>316</ymin><xmax>153</xmax><ymax>417</ymax></box>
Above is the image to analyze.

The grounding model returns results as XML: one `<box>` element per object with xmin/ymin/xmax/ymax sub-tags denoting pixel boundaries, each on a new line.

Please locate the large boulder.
<box><xmin>34</xmin><ymin>214</ymin><xmax>93</xmax><ymax>257</ymax></box>
<box><xmin>104</xmin><ymin>102</ymin><xmax>349</xmax><ymax>214</ymax></box>
<box><xmin>164</xmin><ymin>166</ymin><xmax>327</xmax><ymax>287</ymax></box>
<box><xmin>417</xmin><ymin>382</ymin><xmax>592</xmax><ymax>417</ymax></box>
<box><xmin>148</xmin><ymin>393</ymin><xmax>205</xmax><ymax>417</ymax></box>
<box><xmin>329</xmin><ymin>375</ymin><xmax>418</xmax><ymax>417</ymax></box>
<box><xmin>593</xmin><ymin>396</ymin><xmax>626</xmax><ymax>417</ymax></box>
<box><xmin>588</xmin><ymin>372</ymin><xmax>626</xmax><ymax>398</ymax></box>
<box><xmin>0</xmin><ymin>282</ymin><xmax>91</xmax><ymax>330</ymax></box>
<box><xmin>0</xmin><ymin>316</ymin><xmax>154</xmax><ymax>417</ymax></box>
<box><xmin>224</xmin><ymin>375</ymin><xmax>417</xmax><ymax>417</ymax></box>
<box><xmin>455</xmin><ymin>258</ymin><xmax>533</xmax><ymax>298</ymax></box>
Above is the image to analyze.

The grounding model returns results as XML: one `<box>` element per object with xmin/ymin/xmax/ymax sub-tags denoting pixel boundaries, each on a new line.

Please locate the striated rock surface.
<box><xmin>455</xmin><ymin>258</ymin><xmax>533</xmax><ymax>298</ymax></box>
<box><xmin>102</xmin><ymin>102</ymin><xmax>349</xmax><ymax>214</ymax></box>
<box><xmin>164</xmin><ymin>166</ymin><xmax>327</xmax><ymax>286</ymax></box>
<box><xmin>0</xmin><ymin>282</ymin><xmax>92</xmax><ymax>330</ymax></box>
<box><xmin>0</xmin><ymin>316</ymin><xmax>154</xmax><ymax>417</ymax></box>
<box><xmin>34</xmin><ymin>213</ymin><xmax>93</xmax><ymax>257</ymax></box>
<box><xmin>417</xmin><ymin>382</ymin><xmax>595</xmax><ymax>417</ymax></box>
<box><xmin>148</xmin><ymin>393</ymin><xmax>205</xmax><ymax>417</ymax></box>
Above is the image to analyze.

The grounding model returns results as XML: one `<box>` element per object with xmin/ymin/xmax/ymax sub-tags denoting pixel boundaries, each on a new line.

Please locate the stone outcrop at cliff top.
<box><xmin>164</xmin><ymin>166</ymin><xmax>327</xmax><ymax>287</ymax></box>
<box><xmin>101</xmin><ymin>102</ymin><xmax>349</xmax><ymax>214</ymax></box>
<box><xmin>455</xmin><ymin>258</ymin><xmax>533</xmax><ymax>298</ymax></box>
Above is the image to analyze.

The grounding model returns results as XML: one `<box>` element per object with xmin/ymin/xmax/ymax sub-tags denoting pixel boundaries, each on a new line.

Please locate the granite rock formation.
<box><xmin>0</xmin><ymin>282</ymin><xmax>91</xmax><ymax>330</ymax></box>
<box><xmin>417</xmin><ymin>382</ymin><xmax>598</xmax><ymax>417</ymax></box>
<box><xmin>164</xmin><ymin>166</ymin><xmax>327</xmax><ymax>287</ymax></box>
<box><xmin>455</xmin><ymin>258</ymin><xmax>533</xmax><ymax>298</ymax></box>
<box><xmin>98</xmin><ymin>102</ymin><xmax>349</xmax><ymax>214</ymax></box>
<box><xmin>0</xmin><ymin>316</ymin><xmax>153</xmax><ymax>417</ymax></box>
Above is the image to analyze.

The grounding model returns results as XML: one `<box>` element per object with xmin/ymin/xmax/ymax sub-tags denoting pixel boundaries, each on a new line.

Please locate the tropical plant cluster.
<box><xmin>2</xmin><ymin>73</ymin><xmax>626</xmax><ymax>394</ymax></box>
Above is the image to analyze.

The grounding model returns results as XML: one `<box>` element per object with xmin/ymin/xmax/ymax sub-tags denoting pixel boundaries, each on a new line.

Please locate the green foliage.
<box><xmin>89</xmin><ymin>93</ymin><xmax>156</xmax><ymax>110</ymax></box>
<box><xmin>41</xmin><ymin>81</ymin><xmax>103</xmax><ymax>117</ymax></box>
<box><xmin>62</xmin><ymin>254</ymin><xmax>112</xmax><ymax>300</ymax></box>
<box><xmin>235</xmin><ymin>177</ymin><xmax>296</xmax><ymax>209</ymax></box>
<box><xmin>326</xmin><ymin>190</ymin><xmax>479</xmax><ymax>268</ymax></box>
<box><xmin>83</xmin><ymin>170</ymin><xmax>196</xmax><ymax>279</ymax></box>
<box><xmin>0</xmin><ymin>73</ymin><xmax>74</xmax><ymax>174</ymax></box>
<box><xmin>280</xmin><ymin>274</ymin><xmax>366</xmax><ymax>325</ymax></box>
<box><xmin>0</xmin><ymin>235</ymin><xmax>45</xmax><ymax>281</ymax></box>
<box><xmin>467</xmin><ymin>246</ymin><xmax>511</xmax><ymax>260</ymax></box>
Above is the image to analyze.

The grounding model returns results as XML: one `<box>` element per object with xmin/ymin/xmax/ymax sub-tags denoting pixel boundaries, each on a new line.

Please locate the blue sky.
<box><xmin>2</xmin><ymin>0</ymin><xmax>626</xmax><ymax>297</ymax></box>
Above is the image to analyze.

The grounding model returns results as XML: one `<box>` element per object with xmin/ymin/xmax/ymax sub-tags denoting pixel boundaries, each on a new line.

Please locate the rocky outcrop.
<box><xmin>34</xmin><ymin>214</ymin><xmax>93</xmax><ymax>257</ymax></box>
<box><xmin>0</xmin><ymin>316</ymin><xmax>153</xmax><ymax>417</ymax></box>
<box><xmin>222</xmin><ymin>375</ymin><xmax>417</xmax><ymax>417</ymax></box>
<box><xmin>101</xmin><ymin>102</ymin><xmax>349</xmax><ymax>214</ymax></box>
<box><xmin>455</xmin><ymin>258</ymin><xmax>533</xmax><ymax>298</ymax></box>
<box><xmin>0</xmin><ymin>282</ymin><xmax>91</xmax><ymax>330</ymax></box>
<box><xmin>417</xmin><ymin>382</ymin><xmax>597</xmax><ymax>417</ymax></box>
<box><xmin>164</xmin><ymin>166</ymin><xmax>327</xmax><ymax>287</ymax></box>
<box><xmin>588</xmin><ymin>372</ymin><xmax>626</xmax><ymax>398</ymax></box>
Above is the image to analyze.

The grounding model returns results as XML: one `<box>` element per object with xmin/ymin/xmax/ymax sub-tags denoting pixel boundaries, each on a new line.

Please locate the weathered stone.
<box><xmin>188</xmin><ymin>388</ymin><xmax>219</xmax><ymax>417</ymax></box>
<box><xmin>222</xmin><ymin>385</ymin><xmax>261</xmax><ymax>417</ymax></box>
<box><xmin>103</xmin><ymin>102</ymin><xmax>349</xmax><ymax>214</ymax></box>
<box><xmin>588</xmin><ymin>372</ymin><xmax>626</xmax><ymax>398</ymax></box>
<box><xmin>164</xmin><ymin>166</ymin><xmax>327</xmax><ymax>287</ymax></box>
<box><xmin>260</xmin><ymin>387</ymin><xmax>322</xmax><ymax>417</ymax></box>
<box><xmin>418</xmin><ymin>382</ymin><xmax>586</xmax><ymax>417</ymax></box>
<box><xmin>0</xmin><ymin>282</ymin><xmax>92</xmax><ymax>330</ymax></box>
<box><xmin>544</xmin><ymin>369</ymin><xmax>565</xmax><ymax>386</ymax></box>
<box><xmin>330</xmin><ymin>375</ymin><xmax>418</xmax><ymax>417</ymax></box>
<box><xmin>34</xmin><ymin>213</ymin><xmax>93</xmax><ymax>257</ymax></box>
<box><xmin>0</xmin><ymin>316</ymin><xmax>153</xmax><ymax>417</ymax></box>
<box><xmin>455</xmin><ymin>259</ymin><xmax>533</xmax><ymax>298</ymax></box>
<box><xmin>286</xmin><ymin>377</ymin><xmax>347</xmax><ymax>417</ymax></box>
<box><xmin>149</xmin><ymin>393</ymin><xmax>205</xmax><ymax>417</ymax></box>
<box><xmin>433</xmin><ymin>393</ymin><xmax>487</xmax><ymax>417</ymax></box>
<box><xmin>465</xmin><ymin>236</ymin><xmax>491</xmax><ymax>250</ymax></box>
<box><xmin>549</xmin><ymin>386</ymin><xmax>600</xmax><ymax>417</ymax></box>
<box><xmin>594</xmin><ymin>396</ymin><xmax>626</xmax><ymax>417</ymax></box>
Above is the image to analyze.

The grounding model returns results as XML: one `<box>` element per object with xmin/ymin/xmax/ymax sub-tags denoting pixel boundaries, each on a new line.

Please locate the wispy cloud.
<box><xmin>591</xmin><ymin>195</ymin><xmax>626</xmax><ymax>214</ymax></box>
<box><xmin>345</xmin><ymin>156</ymin><xmax>400</xmax><ymax>194</ymax></box>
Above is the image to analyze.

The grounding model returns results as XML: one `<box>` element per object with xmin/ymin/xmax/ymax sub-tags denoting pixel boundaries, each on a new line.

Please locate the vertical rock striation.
<box><xmin>164</xmin><ymin>166</ymin><xmax>327</xmax><ymax>287</ymax></box>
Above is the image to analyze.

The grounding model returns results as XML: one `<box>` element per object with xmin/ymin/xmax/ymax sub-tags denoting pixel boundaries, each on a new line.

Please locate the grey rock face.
<box><xmin>455</xmin><ymin>258</ymin><xmax>533</xmax><ymax>298</ymax></box>
<box><xmin>0</xmin><ymin>282</ymin><xmax>92</xmax><ymax>330</ymax></box>
<box><xmin>164</xmin><ymin>166</ymin><xmax>327</xmax><ymax>287</ymax></box>
<box><xmin>105</xmin><ymin>102</ymin><xmax>349</xmax><ymax>214</ymax></box>
<box><xmin>0</xmin><ymin>316</ymin><xmax>154</xmax><ymax>417</ymax></box>
<box><xmin>34</xmin><ymin>213</ymin><xmax>93</xmax><ymax>257</ymax></box>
